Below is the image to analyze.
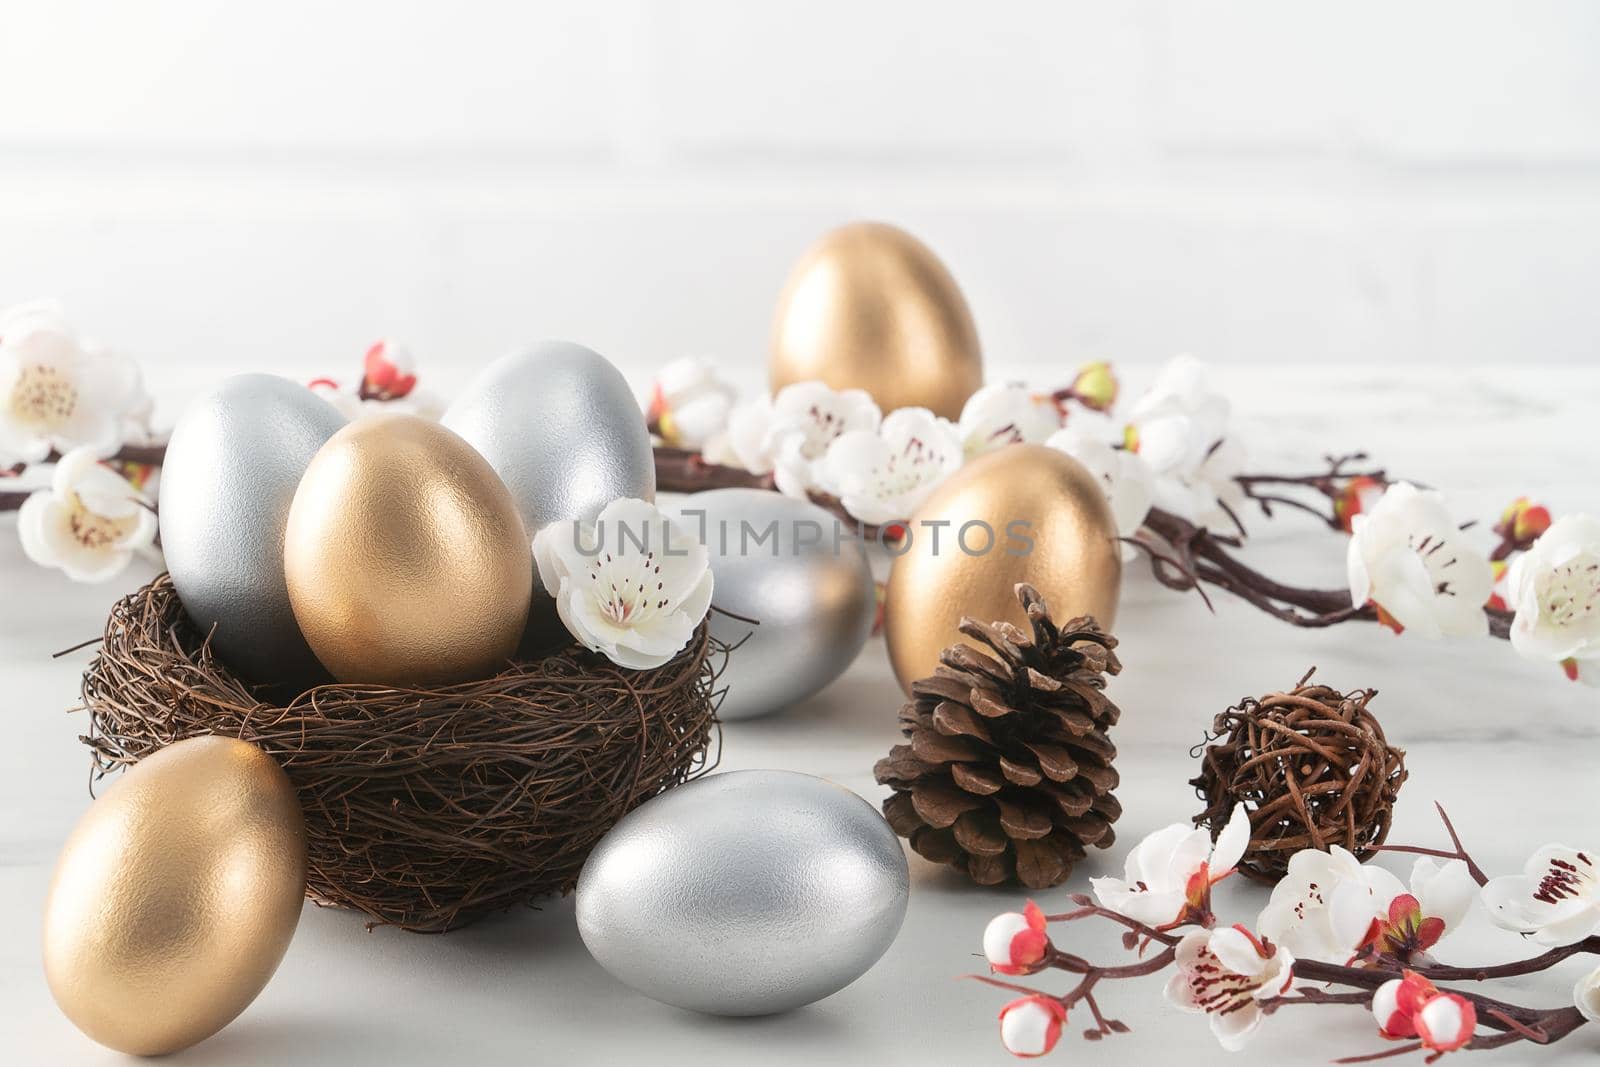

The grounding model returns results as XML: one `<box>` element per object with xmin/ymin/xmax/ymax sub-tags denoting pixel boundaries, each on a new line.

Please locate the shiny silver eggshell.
<box><xmin>441</xmin><ymin>340</ymin><xmax>655</xmax><ymax>537</ymax></box>
<box><xmin>158</xmin><ymin>374</ymin><xmax>346</xmax><ymax>684</ymax></box>
<box><xmin>442</xmin><ymin>341</ymin><xmax>656</xmax><ymax>645</ymax></box>
<box><xmin>575</xmin><ymin>770</ymin><xmax>909</xmax><ymax>1016</ymax></box>
<box><xmin>670</xmin><ymin>489</ymin><xmax>876</xmax><ymax>719</ymax></box>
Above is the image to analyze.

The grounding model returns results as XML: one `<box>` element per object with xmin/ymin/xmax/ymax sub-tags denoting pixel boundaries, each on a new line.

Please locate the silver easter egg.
<box><xmin>443</xmin><ymin>341</ymin><xmax>656</xmax><ymax>644</ymax></box>
<box><xmin>576</xmin><ymin>770</ymin><xmax>909</xmax><ymax>1016</ymax></box>
<box><xmin>159</xmin><ymin>374</ymin><xmax>345</xmax><ymax>683</ymax></box>
<box><xmin>670</xmin><ymin>489</ymin><xmax>876</xmax><ymax>719</ymax></box>
<box><xmin>442</xmin><ymin>341</ymin><xmax>655</xmax><ymax>536</ymax></box>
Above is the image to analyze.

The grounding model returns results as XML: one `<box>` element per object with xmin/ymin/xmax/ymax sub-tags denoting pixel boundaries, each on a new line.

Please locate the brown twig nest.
<box><xmin>1189</xmin><ymin>670</ymin><xmax>1406</xmax><ymax>883</ymax></box>
<box><xmin>77</xmin><ymin>574</ymin><xmax>720</xmax><ymax>932</ymax></box>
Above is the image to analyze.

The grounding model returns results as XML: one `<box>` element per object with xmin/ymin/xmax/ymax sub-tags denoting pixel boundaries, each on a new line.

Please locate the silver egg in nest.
<box><xmin>158</xmin><ymin>374</ymin><xmax>345</xmax><ymax>684</ymax></box>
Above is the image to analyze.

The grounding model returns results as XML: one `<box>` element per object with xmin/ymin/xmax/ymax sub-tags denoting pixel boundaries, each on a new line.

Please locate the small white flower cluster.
<box><xmin>646</xmin><ymin>354</ymin><xmax>1240</xmax><ymax>540</ymax></box>
<box><xmin>0</xmin><ymin>301</ymin><xmax>152</xmax><ymax>465</ymax></box>
<box><xmin>4</xmin><ymin>307</ymin><xmax>452</xmax><ymax>587</ymax></box>
<box><xmin>984</xmin><ymin>807</ymin><xmax>1600</xmax><ymax>1058</ymax></box>
<box><xmin>3</xmin><ymin>303</ymin><xmax>159</xmax><ymax>582</ymax></box>
<box><xmin>1345</xmin><ymin>482</ymin><xmax>1600</xmax><ymax>685</ymax></box>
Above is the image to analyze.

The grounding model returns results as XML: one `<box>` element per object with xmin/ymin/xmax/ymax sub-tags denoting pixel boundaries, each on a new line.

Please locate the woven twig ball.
<box><xmin>1189</xmin><ymin>671</ymin><xmax>1406</xmax><ymax>883</ymax></box>
<box><xmin>77</xmin><ymin>575</ymin><xmax>720</xmax><ymax>932</ymax></box>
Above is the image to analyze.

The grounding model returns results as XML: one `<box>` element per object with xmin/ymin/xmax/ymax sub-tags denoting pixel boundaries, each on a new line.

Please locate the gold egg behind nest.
<box><xmin>284</xmin><ymin>414</ymin><xmax>533</xmax><ymax>686</ymax></box>
<box><xmin>770</xmin><ymin>221</ymin><xmax>983</xmax><ymax>420</ymax></box>
<box><xmin>884</xmin><ymin>444</ymin><xmax>1122</xmax><ymax>694</ymax></box>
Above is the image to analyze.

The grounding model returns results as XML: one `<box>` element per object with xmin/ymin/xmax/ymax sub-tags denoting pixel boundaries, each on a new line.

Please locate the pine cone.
<box><xmin>874</xmin><ymin>583</ymin><xmax>1123</xmax><ymax>889</ymax></box>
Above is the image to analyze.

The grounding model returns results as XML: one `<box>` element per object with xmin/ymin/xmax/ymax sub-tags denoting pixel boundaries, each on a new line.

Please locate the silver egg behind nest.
<box><xmin>158</xmin><ymin>374</ymin><xmax>345</xmax><ymax>683</ymax></box>
<box><xmin>575</xmin><ymin>770</ymin><xmax>909</xmax><ymax>1016</ymax></box>
<box><xmin>669</xmin><ymin>489</ymin><xmax>876</xmax><ymax>720</ymax></box>
<box><xmin>442</xmin><ymin>341</ymin><xmax>655</xmax><ymax>538</ymax></box>
<box><xmin>443</xmin><ymin>341</ymin><xmax>656</xmax><ymax>645</ymax></box>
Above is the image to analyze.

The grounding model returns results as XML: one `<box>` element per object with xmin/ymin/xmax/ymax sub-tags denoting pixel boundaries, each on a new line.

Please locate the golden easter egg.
<box><xmin>284</xmin><ymin>413</ymin><xmax>532</xmax><ymax>685</ymax></box>
<box><xmin>769</xmin><ymin>221</ymin><xmax>983</xmax><ymax>419</ymax></box>
<box><xmin>43</xmin><ymin>736</ymin><xmax>307</xmax><ymax>1056</ymax></box>
<box><xmin>884</xmin><ymin>444</ymin><xmax>1122</xmax><ymax>693</ymax></box>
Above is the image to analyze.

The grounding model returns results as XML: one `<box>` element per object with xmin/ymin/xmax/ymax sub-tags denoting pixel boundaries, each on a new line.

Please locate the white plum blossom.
<box><xmin>1090</xmin><ymin>802</ymin><xmax>1250</xmax><ymax>929</ymax></box>
<box><xmin>1483</xmin><ymin>844</ymin><xmax>1600</xmax><ymax>946</ymax></box>
<box><xmin>1164</xmin><ymin>925</ymin><xmax>1295</xmax><ymax>1051</ymax></box>
<box><xmin>768</xmin><ymin>381</ymin><xmax>882</xmax><ymax>498</ymax></box>
<box><xmin>0</xmin><ymin>301</ymin><xmax>148</xmax><ymax>463</ymax></box>
<box><xmin>707</xmin><ymin>393</ymin><xmax>777</xmax><ymax>473</ymax></box>
<box><xmin>1346</xmin><ymin>482</ymin><xmax>1494</xmax><ymax>638</ymax></box>
<box><xmin>958</xmin><ymin>382</ymin><xmax>1061</xmax><ymax>457</ymax></box>
<box><xmin>1575</xmin><ymin>965</ymin><xmax>1600</xmax><ymax>1024</ymax></box>
<box><xmin>1258</xmin><ymin>848</ymin><xmax>1474</xmax><ymax>964</ymax></box>
<box><xmin>1045</xmin><ymin>423</ymin><xmax>1154</xmax><ymax>550</ymax></box>
<box><xmin>533</xmin><ymin>497</ymin><xmax>713</xmax><ymax>670</ymax></box>
<box><xmin>813</xmin><ymin>407</ymin><xmax>962</xmax><ymax>525</ymax></box>
<box><xmin>1506</xmin><ymin>514</ymin><xmax>1600</xmax><ymax>685</ymax></box>
<box><xmin>646</xmin><ymin>356</ymin><xmax>738</xmax><ymax>450</ymax></box>
<box><xmin>1123</xmin><ymin>355</ymin><xmax>1245</xmax><ymax>527</ymax></box>
<box><xmin>17</xmin><ymin>446</ymin><xmax>157</xmax><ymax>583</ymax></box>
<box><xmin>1154</xmin><ymin>435</ymin><xmax>1248</xmax><ymax>529</ymax></box>
<box><xmin>997</xmin><ymin>995</ymin><xmax>1067</xmax><ymax>1058</ymax></box>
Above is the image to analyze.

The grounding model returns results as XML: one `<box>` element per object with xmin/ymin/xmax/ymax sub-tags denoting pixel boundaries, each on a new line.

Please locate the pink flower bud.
<box><xmin>998</xmin><ymin>995</ymin><xmax>1067</xmax><ymax>1058</ymax></box>
<box><xmin>983</xmin><ymin>901</ymin><xmax>1050</xmax><ymax>975</ymax></box>
<box><xmin>1415</xmin><ymin>992</ymin><xmax>1476</xmax><ymax>1053</ymax></box>
<box><xmin>1496</xmin><ymin>496</ymin><xmax>1552</xmax><ymax>549</ymax></box>
<box><xmin>1370</xmin><ymin>970</ymin><xmax>1438</xmax><ymax>1040</ymax></box>
<box><xmin>361</xmin><ymin>339</ymin><xmax>418</xmax><ymax>401</ymax></box>
<box><xmin>1335</xmin><ymin>475</ymin><xmax>1386</xmax><ymax>534</ymax></box>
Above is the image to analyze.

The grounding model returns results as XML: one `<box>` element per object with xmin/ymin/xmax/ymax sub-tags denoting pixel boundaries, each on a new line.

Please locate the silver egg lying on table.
<box><xmin>668</xmin><ymin>489</ymin><xmax>876</xmax><ymax>720</ymax></box>
<box><xmin>158</xmin><ymin>374</ymin><xmax>345</xmax><ymax>684</ymax></box>
<box><xmin>576</xmin><ymin>770</ymin><xmax>909</xmax><ymax>1015</ymax></box>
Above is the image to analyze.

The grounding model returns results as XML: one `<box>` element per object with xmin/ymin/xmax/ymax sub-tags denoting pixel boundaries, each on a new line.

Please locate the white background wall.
<box><xmin>3</xmin><ymin>0</ymin><xmax>1598</xmax><ymax>383</ymax></box>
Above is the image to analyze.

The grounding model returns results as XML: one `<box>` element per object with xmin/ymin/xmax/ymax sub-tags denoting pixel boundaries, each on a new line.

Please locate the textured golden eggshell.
<box><xmin>769</xmin><ymin>221</ymin><xmax>983</xmax><ymax>420</ymax></box>
<box><xmin>884</xmin><ymin>444</ymin><xmax>1122</xmax><ymax>693</ymax></box>
<box><xmin>284</xmin><ymin>414</ymin><xmax>533</xmax><ymax>686</ymax></box>
<box><xmin>43</xmin><ymin>736</ymin><xmax>307</xmax><ymax>1056</ymax></box>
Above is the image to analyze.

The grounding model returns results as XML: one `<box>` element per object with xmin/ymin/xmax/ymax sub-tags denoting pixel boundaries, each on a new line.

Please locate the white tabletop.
<box><xmin>4</xmin><ymin>363</ymin><xmax>1599</xmax><ymax>1065</ymax></box>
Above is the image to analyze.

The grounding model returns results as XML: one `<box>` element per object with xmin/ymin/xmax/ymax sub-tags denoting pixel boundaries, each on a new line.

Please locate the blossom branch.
<box><xmin>1375</xmin><ymin>803</ymin><xmax>1491</xmax><ymax>887</ymax></box>
<box><xmin>1235</xmin><ymin>453</ymin><xmax>1391</xmax><ymax>531</ymax></box>
<box><xmin>1139</xmin><ymin>503</ymin><xmax>1515</xmax><ymax>640</ymax></box>
<box><xmin>0</xmin><ymin>442</ymin><xmax>169</xmax><ymax>512</ymax></box>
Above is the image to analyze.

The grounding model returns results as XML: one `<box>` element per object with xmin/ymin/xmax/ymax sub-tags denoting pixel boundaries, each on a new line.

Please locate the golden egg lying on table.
<box><xmin>770</xmin><ymin>221</ymin><xmax>984</xmax><ymax>420</ymax></box>
<box><xmin>884</xmin><ymin>444</ymin><xmax>1122</xmax><ymax>693</ymax></box>
<box><xmin>284</xmin><ymin>413</ymin><xmax>533</xmax><ymax>685</ymax></box>
<box><xmin>44</xmin><ymin>736</ymin><xmax>306</xmax><ymax>1056</ymax></box>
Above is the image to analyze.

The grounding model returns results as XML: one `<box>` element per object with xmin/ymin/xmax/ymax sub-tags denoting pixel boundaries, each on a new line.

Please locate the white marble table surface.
<box><xmin>3</xmin><ymin>362</ymin><xmax>1598</xmax><ymax>1066</ymax></box>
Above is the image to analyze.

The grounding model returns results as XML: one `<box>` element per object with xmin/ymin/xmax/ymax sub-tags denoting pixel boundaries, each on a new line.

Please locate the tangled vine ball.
<box><xmin>1190</xmin><ymin>670</ymin><xmax>1407</xmax><ymax>882</ymax></box>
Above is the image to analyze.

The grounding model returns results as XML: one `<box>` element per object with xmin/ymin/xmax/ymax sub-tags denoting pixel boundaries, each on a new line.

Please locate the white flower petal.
<box><xmin>1210</xmin><ymin>802</ymin><xmax>1251</xmax><ymax>877</ymax></box>
<box><xmin>1574</xmin><ymin>965</ymin><xmax>1600</xmax><ymax>1024</ymax></box>
<box><xmin>1411</xmin><ymin>858</ymin><xmax>1476</xmax><ymax>937</ymax></box>
<box><xmin>1209</xmin><ymin>1000</ymin><xmax>1263</xmax><ymax>1051</ymax></box>
<box><xmin>1208</xmin><ymin>927</ymin><xmax>1267</xmax><ymax>978</ymax></box>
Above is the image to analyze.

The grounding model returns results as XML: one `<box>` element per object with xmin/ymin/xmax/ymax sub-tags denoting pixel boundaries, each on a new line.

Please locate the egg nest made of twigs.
<box><xmin>77</xmin><ymin>574</ymin><xmax>721</xmax><ymax>932</ymax></box>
